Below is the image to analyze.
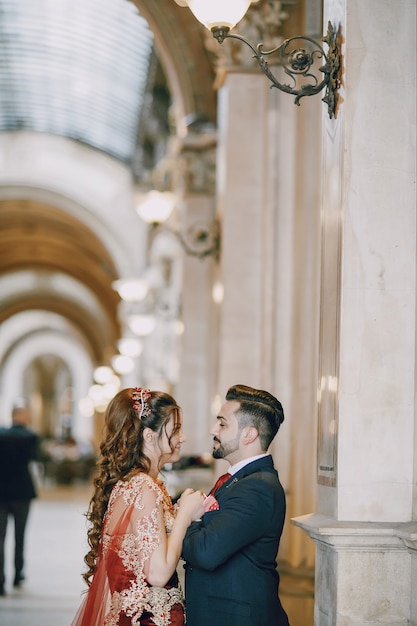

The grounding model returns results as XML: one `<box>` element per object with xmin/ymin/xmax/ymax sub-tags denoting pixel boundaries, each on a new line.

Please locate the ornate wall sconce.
<box><xmin>175</xmin><ymin>0</ymin><xmax>341</xmax><ymax>119</ymax></box>
<box><xmin>137</xmin><ymin>190</ymin><xmax>220</xmax><ymax>261</ymax></box>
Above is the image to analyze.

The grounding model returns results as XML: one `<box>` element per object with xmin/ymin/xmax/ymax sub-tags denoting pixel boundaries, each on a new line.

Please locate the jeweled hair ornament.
<box><xmin>132</xmin><ymin>387</ymin><xmax>151</xmax><ymax>419</ymax></box>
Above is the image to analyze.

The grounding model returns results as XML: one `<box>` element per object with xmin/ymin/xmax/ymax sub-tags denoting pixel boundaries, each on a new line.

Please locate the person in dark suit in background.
<box><xmin>182</xmin><ymin>384</ymin><xmax>290</xmax><ymax>626</ymax></box>
<box><xmin>0</xmin><ymin>405</ymin><xmax>40</xmax><ymax>595</ymax></box>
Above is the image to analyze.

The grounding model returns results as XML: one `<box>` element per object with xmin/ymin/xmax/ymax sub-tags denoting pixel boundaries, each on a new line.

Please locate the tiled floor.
<box><xmin>0</xmin><ymin>485</ymin><xmax>88</xmax><ymax>626</ymax></box>
<box><xmin>0</xmin><ymin>484</ymin><xmax>314</xmax><ymax>626</ymax></box>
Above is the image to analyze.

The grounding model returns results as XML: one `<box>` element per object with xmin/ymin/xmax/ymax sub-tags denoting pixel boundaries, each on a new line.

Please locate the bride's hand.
<box><xmin>177</xmin><ymin>488</ymin><xmax>205</xmax><ymax>522</ymax></box>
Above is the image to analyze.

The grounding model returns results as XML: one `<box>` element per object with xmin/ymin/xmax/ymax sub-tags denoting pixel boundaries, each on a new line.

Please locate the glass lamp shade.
<box><xmin>187</xmin><ymin>0</ymin><xmax>252</xmax><ymax>30</ymax></box>
<box><xmin>117</xmin><ymin>337</ymin><xmax>143</xmax><ymax>358</ymax></box>
<box><xmin>127</xmin><ymin>314</ymin><xmax>156</xmax><ymax>336</ymax></box>
<box><xmin>136</xmin><ymin>190</ymin><xmax>175</xmax><ymax>224</ymax></box>
<box><xmin>93</xmin><ymin>365</ymin><xmax>114</xmax><ymax>385</ymax></box>
<box><xmin>110</xmin><ymin>354</ymin><xmax>135</xmax><ymax>375</ymax></box>
<box><xmin>112</xmin><ymin>278</ymin><xmax>148</xmax><ymax>302</ymax></box>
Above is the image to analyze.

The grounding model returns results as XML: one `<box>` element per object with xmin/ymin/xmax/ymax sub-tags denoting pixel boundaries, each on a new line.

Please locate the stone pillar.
<box><xmin>294</xmin><ymin>1</ymin><xmax>417</xmax><ymax>624</ymax></box>
<box><xmin>216</xmin><ymin>71</ymin><xmax>274</xmax><ymax>391</ymax></box>
<box><xmin>174</xmin><ymin>133</ymin><xmax>219</xmax><ymax>456</ymax></box>
<box><xmin>215</xmin><ymin>61</ymin><xmax>323</xmax><ymax>566</ymax></box>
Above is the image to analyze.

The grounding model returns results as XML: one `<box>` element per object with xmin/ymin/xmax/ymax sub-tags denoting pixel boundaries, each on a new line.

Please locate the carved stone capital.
<box><xmin>145</xmin><ymin>130</ymin><xmax>217</xmax><ymax>196</ymax></box>
<box><xmin>174</xmin><ymin>133</ymin><xmax>217</xmax><ymax>195</ymax></box>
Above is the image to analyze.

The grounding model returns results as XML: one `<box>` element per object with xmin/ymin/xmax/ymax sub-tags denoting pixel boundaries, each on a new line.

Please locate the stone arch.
<box><xmin>0</xmin><ymin>326</ymin><xmax>94</xmax><ymax>440</ymax></box>
<box><xmin>131</xmin><ymin>0</ymin><xmax>216</xmax><ymax>132</ymax></box>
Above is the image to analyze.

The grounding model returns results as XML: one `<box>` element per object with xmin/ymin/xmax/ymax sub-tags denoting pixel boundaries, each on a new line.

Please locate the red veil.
<box><xmin>71</xmin><ymin>473</ymin><xmax>184</xmax><ymax>626</ymax></box>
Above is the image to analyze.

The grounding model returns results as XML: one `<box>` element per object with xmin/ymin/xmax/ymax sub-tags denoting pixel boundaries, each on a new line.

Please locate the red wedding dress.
<box><xmin>71</xmin><ymin>472</ymin><xmax>184</xmax><ymax>626</ymax></box>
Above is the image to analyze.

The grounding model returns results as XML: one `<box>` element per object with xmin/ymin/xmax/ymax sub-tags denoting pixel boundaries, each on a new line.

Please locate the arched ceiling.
<box><xmin>132</xmin><ymin>0</ymin><xmax>216</xmax><ymax>128</ymax></box>
<box><xmin>0</xmin><ymin>198</ymin><xmax>119</xmax><ymax>298</ymax></box>
<box><xmin>0</xmin><ymin>198</ymin><xmax>121</xmax><ymax>360</ymax></box>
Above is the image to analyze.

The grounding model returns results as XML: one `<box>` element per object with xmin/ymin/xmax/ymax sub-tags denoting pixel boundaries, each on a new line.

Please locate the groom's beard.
<box><xmin>212</xmin><ymin>433</ymin><xmax>241</xmax><ymax>459</ymax></box>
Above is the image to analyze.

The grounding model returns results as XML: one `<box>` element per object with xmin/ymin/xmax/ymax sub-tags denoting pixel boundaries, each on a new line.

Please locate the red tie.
<box><xmin>210</xmin><ymin>472</ymin><xmax>232</xmax><ymax>495</ymax></box>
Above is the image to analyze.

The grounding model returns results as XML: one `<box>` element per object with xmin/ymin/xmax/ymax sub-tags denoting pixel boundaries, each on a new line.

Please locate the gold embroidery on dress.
<box><xmin>102</xmin><ymin>472</ymin><xmax>184</xmax><ymax>626</ymax></box>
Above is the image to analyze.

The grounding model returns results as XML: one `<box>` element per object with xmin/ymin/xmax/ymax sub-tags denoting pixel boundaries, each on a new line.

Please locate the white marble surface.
<box><xmin>318</xmin><ymin>0</ymin><xmax>417</xmax><ymax>523</ymax></box>
<box><xmin>298</xmin><ymin>0</ymin><xmax>417</xmax><ymax>622</ymax></box>
<box><xmin>294</xmin><ymin>513</ymin><xmax>417</xmax><ymax>625</ymax></box>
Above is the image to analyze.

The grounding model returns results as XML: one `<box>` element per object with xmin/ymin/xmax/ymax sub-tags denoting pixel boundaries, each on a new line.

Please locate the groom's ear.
<box><xmin>241</xmin><ymin>426</ymin><xmax>258</xmax><ymax>445</ymax></box>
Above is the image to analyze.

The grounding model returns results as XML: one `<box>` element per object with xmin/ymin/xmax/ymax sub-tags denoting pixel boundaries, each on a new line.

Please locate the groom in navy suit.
<box><xmin>182</xmin><ymin>384</ymin><xmax>290</xmax><ymax>626</ymax></box>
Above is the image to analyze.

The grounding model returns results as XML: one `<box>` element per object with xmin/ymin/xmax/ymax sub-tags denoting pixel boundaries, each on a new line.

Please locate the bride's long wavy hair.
<box><xmin>82</xmin><ymin>387</ymin><xmax>181</xmax><ymax>586</ymax></box>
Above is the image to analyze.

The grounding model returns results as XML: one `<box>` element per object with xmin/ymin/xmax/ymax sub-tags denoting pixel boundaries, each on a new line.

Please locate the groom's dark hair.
<box><xmin>226</xmin><ymin>384</ymin><xmax>284</xmax><ymax>451</ymax></box>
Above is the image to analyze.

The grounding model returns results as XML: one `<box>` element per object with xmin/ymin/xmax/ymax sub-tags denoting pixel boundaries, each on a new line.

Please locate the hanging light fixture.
<box><xmin>110</xmin><ymin>354</ymin><xmax>135</xmax><ymax>375</ymax></box>
<box><xmin>175</xmin><ymin>0</ymin><xmax>341</xmax><ymax>119</ymax></box>
<box><xmin>127</xmin><ymin>314</ymin><xmax>157</xmax><ymax>336</ymax></box>
<box><xmin>93</xmin><ymin>365</ymin><xmax>114</xmax><ymax>385</ymax></box>
<box><xmin>117</xmin><ymin>337</ymin><xmax>143</xmax><ymax>358</ymax></box>
<box><xmin>136</xmin><ymin>190</ymin><xmax>220</xmax><ymax>260</ymax></box>
<box><xmin>136</xmin><ymin>190</ymin><xmax>176</xmax><ymax>224</ymax></box>
<box><xmin>182</xmin><ymin>0</ymin><xmax>255</xmax><ymax>31</ymax></box>
<box><xmin>112</xmin><ymin>278</ymin><xmax>149</xmax><ymax>302</ymax></box>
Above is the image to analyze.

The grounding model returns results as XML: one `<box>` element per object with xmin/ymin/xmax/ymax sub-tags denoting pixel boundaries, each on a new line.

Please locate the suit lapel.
<box><xmin>219</xmin><ymin>455</ymin><xmax>276</xmax><ymax>494</ymax></box>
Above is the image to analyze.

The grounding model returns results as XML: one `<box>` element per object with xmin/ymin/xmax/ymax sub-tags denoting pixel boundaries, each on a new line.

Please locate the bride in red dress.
<box><xmin>71</xmin><ymin>387</ymin><xmax>205</xmax><ymax>626</ymax></box>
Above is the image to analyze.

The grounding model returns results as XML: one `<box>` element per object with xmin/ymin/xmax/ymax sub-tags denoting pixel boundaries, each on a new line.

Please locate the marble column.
<box><xmin>174</xmin><ymin>132</ymin><xmax>219</xmax><ymax>456</ymax></box>
<box><xmin>202</xmin><ymin>0</ymin><xmax>327</xmax><ymax>566</ymax></box>
<box><xmin>215</xmin><ymin>62</ymin><xmax>323</xmax><ymax>566</ymax></box>
<box><xmin>216</xmin><ymin>71</ymin><xmax>274</xmax><ymax>391</ymax></box>
<box><xmin>294</xmin><ymin>1</ymin><xmax>417</xmax><ymax>624</ymax></box>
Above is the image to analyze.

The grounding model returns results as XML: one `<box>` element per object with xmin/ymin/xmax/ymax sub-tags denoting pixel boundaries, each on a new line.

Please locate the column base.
<box><xmin>292</xmin><ymin>513</ymin><xmax>417</xmax><ymax>626</ymax></box>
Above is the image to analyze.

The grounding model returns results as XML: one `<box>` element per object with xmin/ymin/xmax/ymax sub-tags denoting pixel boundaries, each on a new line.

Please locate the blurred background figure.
<box><xmin>0</xmin><ymin>405</ymin><xmax>40</xmax><ymax>596</ymax></box>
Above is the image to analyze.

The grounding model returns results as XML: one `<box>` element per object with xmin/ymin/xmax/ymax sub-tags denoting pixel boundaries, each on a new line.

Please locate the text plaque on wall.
<box><xmin>317</xmin><ymin>115</ymin><xmax>343</xmax><ymax>487</ymax></box>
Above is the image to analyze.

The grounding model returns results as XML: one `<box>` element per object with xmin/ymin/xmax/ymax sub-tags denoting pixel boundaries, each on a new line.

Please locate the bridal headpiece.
<box><xmin>132</xmin><ymin>387</ymin><xmax>152</xmax><ymax>419</ymax></box>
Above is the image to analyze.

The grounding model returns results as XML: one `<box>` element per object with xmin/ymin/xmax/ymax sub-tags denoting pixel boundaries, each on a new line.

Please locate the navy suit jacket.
<box><xmin>0</xmin><ymin>424</ymin><xmax>40</xmax><ymax>501</ymax></box>
<box><xmin>182</xmin><ymin>455</ymin><xmax>290</xmax><ymax>626</ymax></box>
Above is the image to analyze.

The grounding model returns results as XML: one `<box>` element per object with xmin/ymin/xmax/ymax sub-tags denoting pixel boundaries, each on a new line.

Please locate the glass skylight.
<box><xmin>0</xmin><ymin>0</ymin><xmax>154</xmax><ymax>163</ymax></box>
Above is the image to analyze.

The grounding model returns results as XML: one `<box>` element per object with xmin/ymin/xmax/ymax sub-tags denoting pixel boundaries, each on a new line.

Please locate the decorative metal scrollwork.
<box><xmin>174</xmin><ymin>221</ymin><xmax>220</xmax><ymax>260</ymax></box>
<box><xmin>213</xmin><ymin>21</ymin><xmax>341</xmax><ymax>119</ymax></box>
